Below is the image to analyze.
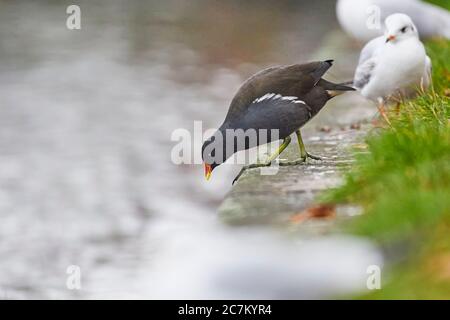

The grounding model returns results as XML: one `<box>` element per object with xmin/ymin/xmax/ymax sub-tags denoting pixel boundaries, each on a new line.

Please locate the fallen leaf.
<box><xmin>444</xmin><ymin>70</ymin><xmax>450</xmax><ymax>82</ymax></box>
<box><xmin>427</xmin><ymin>254</ymin><xmax>450</xmax><ymax>281</ymax></box>
<box><xmin>289</xmin><ymin>213</ymin><xmax>310</xmax><ymax>224</ymax></box>
<box><xmin>290</xmin><ymin>204</ymin><xmax>336</xmax><ymax>224</ymax></box>
<box><xmin>318</xmin><ymin>126</ymin><xmax>332</xmax><ymax>133</ymax></box>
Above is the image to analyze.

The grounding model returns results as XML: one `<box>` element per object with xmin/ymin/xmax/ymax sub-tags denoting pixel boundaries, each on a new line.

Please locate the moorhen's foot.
<box><xmin>232</xmin><ymin>162</ymin><xmax>271</xmax><ymax>185</ymax></box>
<box><xmin>279</xmin><ymin>153</ymin><xmax>323</xmax><ymax>166</ymax></box>
<box><xmin>279</xmin><ymin>158</ymin><xmax>307</xmax><ymax>166</ymax></box>
<box><xmin>306</xmin><ymin>152</ymin><xmax>323</xmax><ymax>161</ymax></box>
<box><xmin>232</xmin><ymin>153</ymin><xmax>323</xmax><ymax>184</ymax></box>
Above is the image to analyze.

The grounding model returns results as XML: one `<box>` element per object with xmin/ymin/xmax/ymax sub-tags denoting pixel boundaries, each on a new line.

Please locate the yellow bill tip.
<box><xmin>204</xmin><ymin>163</ymin><xmax>212</xmax><ymax>181</ymax></box>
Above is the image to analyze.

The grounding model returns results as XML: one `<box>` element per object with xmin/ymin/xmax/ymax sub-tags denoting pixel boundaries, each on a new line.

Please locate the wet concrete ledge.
<box><xmin>218</xmin><ymin>127</ymin><xmax>367</xmax><ymax>229</ymax></box>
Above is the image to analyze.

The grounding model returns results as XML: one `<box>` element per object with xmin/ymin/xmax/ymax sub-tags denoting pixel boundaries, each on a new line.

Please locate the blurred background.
<box><xmin>0</xmin><ymin>0</ymin><xmax>381</xmax><ymax>299</ymax></box>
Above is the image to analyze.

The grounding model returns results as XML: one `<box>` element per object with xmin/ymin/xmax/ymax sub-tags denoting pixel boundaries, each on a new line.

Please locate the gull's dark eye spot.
<box><xmin>401</xmin><ymin>26</ymin><xmax>408</xmax><ymax>33</ymax></box>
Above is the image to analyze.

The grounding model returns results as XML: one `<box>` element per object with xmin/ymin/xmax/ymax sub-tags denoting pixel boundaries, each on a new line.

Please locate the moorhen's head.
<box><xmin>202</xmin><ymin>132</ymin><xmax>227</xmax><ymax>180</ymax></box>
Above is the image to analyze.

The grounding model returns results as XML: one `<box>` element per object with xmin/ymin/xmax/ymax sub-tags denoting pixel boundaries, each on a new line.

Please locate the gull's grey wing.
<box><xmin>358</xmin><ymin>36</ymin><xmax>384</xmax><ymax>65</ymax></box>
<box><xmin>354</xmin><ymin>36</ymin><xmax>383</xmax><ymax>90</ymax></box>
<box><xmin>354</xmin><ymin>58</ymin><xmax>377</xmax><ymax>90</ymax></box>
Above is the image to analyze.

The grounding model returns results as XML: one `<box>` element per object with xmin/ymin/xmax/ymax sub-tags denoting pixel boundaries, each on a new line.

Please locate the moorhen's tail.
<box><xmin>337</xmin><ymin>80</ymin><xmax>354</xmax><ymax>86</ymax></box>
<box><xmin>317</xmin><ymin>79</ymin><xmax>356</xmax><ymax>98</ymax></box>
<box><xmin>310</xmin><ymin>60</ymin><xmax>334</xmax><ymax>85</ymax></box>
<box><xmin>318</xmin><ymin>79</ymin><xmax>355</xmax><ymax>91</ymax></box>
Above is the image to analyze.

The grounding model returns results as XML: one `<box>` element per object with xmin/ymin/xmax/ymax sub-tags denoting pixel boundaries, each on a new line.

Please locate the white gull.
<box><xmin>353</xmin><ymin>14</ymin><xmax>432</xmax><ymax>117</ymax></box>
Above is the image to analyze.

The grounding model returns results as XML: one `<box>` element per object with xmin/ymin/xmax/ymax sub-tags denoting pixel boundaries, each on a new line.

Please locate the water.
<box><xmin>0</xmin><ymin>0</ymin><xmax>380</xmax><ymax>299</ymax></box>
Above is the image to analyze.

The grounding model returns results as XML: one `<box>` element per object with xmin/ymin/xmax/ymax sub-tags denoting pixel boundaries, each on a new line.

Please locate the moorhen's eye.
<box><xmin>401</xmin><ymin>26</ymin><xmax>408</xmax><ymax>33</ymax></box>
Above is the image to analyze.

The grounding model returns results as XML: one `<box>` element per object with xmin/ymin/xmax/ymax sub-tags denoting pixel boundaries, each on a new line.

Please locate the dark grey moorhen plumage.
<box><xmin>202</xmin><ymin>60</ymin><xmax>355</xmax><ymax>184</ymax></box>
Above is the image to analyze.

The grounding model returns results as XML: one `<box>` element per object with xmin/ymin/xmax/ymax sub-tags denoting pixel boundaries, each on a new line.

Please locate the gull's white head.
<box><xmin>384</xmin><ymin>13</ymin><xmax>419</xmax><ymax>44</ymax></box>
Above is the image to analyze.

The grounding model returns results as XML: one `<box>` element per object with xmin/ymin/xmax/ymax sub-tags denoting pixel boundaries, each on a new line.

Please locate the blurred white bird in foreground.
<box><xmin>145</xmin><ymin>231</ymin><xmax>382</xmax><ymax>299</ymax></box>
<box><xmin>353</xmin><ymin>14</ymin><xmax>432</xmax><ymax>117</ymax></box>
<box><xmin>337</xmin><ymin>0</ymin><xmax>450</xmax><ymax>42</ymax></box>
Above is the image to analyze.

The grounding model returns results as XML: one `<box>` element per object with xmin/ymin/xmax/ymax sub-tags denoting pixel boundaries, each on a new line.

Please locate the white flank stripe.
<box><xmin>281</xmin><ymin>96</ymin><xmax>298</xmax><ymax>101</ymax></box>
<box><xmin>252</xmin><ymin>93</ymin><xmax>306</xmax><ymax>106</ymax></box>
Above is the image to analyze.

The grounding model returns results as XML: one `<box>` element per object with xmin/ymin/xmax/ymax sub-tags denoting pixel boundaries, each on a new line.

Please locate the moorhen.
<box><xmin>202</xmin><ymin>60</ymin><xmax>355</xmax><ymax>184</ymax></box>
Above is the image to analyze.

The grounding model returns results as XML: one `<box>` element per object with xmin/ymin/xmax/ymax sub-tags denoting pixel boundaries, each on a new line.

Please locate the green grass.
<box><xmin>325</xmin><ymin>39</ymin><xmax>450</xmax><ymax>299</ymax></box>
<box><xmin>426</xmin><ymin>0</ymin><xmax>450</xmax><ymax>10</ymax></box>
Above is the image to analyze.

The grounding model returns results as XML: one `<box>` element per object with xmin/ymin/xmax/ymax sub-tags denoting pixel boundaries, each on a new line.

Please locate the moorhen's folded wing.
<box><xmin>227</xmin><ymin>93</ymin><xmax>313</xmax><ymax>152</ymax></box>
<box><xmin>224</xmin><ymin>61</ymin><xmax>334</xmax><ymax>124</ymax></box>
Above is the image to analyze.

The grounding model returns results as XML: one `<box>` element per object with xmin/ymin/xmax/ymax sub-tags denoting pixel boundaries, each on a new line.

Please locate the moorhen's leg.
<box><xmin>232</xmin><ymin>136</ymin><xmax>292</xmax><ymax>185</ymax></box>
<box><xmin>279</xmin><ymin>130</ymin><xmax>322</xmax><ymax>166</ymax></box>
<box><xmin>296</xmin><ymin>130</ymin><xmax>322</xmax><ymax>161</ymax></box>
